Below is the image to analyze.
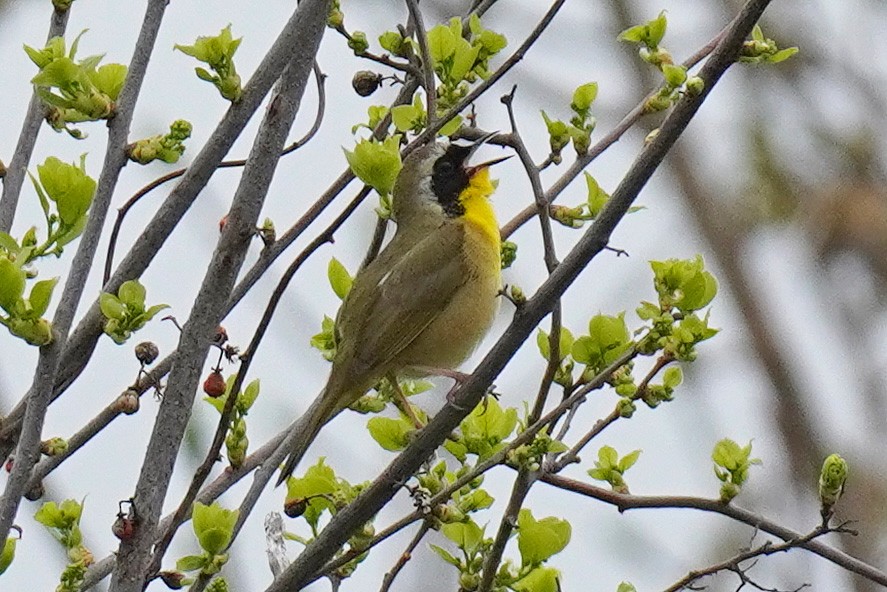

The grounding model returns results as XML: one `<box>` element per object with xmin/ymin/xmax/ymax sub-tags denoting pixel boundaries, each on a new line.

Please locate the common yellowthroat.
<box><xmin>277</xmin><ymin>134</ymin><xmax>508</xmax><ymax>485</ymax></box>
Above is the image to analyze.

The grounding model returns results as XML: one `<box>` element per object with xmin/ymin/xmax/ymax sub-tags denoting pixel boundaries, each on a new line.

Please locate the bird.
<box><xmin>276</xmin><ymin>133</ymin><xmax>509</xmax><ymax>486</ymax></box>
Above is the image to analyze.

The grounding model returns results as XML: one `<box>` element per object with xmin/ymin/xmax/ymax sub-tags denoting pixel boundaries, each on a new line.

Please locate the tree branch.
<box><xmin>0</xmin><ymin>4</ymin><xmax>71</xmax><ymax>232</ymax></box>
<box><xmin>106</xmin><ymin>4</ymin><xmax>329</xmax><ymax>590</ymax></box>
<box><xmin>540</xmin><ymin>474</ymin><xmax>887</xmax><ymax>588</ymax></box>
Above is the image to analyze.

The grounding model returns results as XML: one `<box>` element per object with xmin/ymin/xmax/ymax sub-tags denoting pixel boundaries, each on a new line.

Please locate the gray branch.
<box><xmin>106</xmin><ymin>3</ymin><xmax>330</xmax><ymax>590</ymax></box>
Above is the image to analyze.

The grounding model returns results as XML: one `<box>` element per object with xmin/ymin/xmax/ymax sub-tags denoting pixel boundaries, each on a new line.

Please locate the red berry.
<box><xmin>203</xmin><ymin>370</ymin><xmax>226</xmax><ymax>398</ymax></box>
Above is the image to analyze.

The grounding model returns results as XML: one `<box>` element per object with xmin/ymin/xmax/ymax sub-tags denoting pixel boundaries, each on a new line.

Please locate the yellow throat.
<box><xmin>458</xmin><ymin>167</ymin><xmax>501</xmax><ymax>251</ymax></box>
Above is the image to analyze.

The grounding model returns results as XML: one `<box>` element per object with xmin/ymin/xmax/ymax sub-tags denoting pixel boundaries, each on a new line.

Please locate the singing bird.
<box><xmin>277</xmin><ymin>134</ymin><xmax>508</xmax><ymax>485</ymax></box>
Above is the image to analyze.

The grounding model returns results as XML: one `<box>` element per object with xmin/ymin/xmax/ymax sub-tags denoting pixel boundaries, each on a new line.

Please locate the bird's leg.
<box><xmin>410</xmin><ymin>366</ymin><xmax>474</xmax><ymax>407</ymax></box>
<box><xmin>387</xmin><ymin>373</ymin><xmax>425</xmax><ymax>429</ymax></box>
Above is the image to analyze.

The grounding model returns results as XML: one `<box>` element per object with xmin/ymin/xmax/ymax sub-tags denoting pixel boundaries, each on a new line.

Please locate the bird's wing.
<box><xmin>336</xmin><ymin>222</ymin><xmax>469</xmax><ymax>380</ymax></box>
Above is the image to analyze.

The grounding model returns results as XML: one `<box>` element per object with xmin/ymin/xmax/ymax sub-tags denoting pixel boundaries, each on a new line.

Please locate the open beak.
<box><xmin>466</xmin><ymin>154</ymin><xmax>512</xmax><ymax>177</ymax></box>
<box><xmin>465</xmin><ymin>130</ymin><xmax>512</xmax><ymax>176</ymax></box>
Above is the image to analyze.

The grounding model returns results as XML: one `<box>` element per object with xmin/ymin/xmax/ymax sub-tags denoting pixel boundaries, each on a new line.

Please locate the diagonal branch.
<box><xmin>106</xmin><ymin>3</ymin><xmax>330</xmax><ymax>591</ymax></box>
<box><xmin>265</xmin><ymin>1</ymin><xmax>774</xmax><ymax>589</ymax></box>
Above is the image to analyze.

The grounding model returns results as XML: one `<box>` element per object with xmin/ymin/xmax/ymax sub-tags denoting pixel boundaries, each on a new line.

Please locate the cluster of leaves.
<box><xmin>175</xmin><ymin>24</ymin><xmax>243</xmax><ymax>102</ymax></box>
<box><xmin>636</xmin><ymin>256</ymin><xmax>719</xmax><ymax>362</ymax></box>
<box><xmin>0</xmin><ymin>156</ymin><xmax>99</xmax><ymax>345</ymax></box>
<box><xmin>99</xmin><ymin>279</ymin><xmax>169</xmax><ymax>344</ymax></box>
<box><xmin>540</xmin><ymin>82</ymin><xmax>598</xmax><ymax>163</ymax></box>
<box><xmin>536</xmin><ymin>312</ymin><xmax>633</xmax><ymax>393</ymax></box>
<box><xmin>415</xmin><ymin>459</ymin><xmax>495</xmax><ymax>526</ymax></box>
<box><xmin>443</xmin><ymin>396</ymin><xmax>518</xmax><ymax>461</ymax></box>
<box><xmin>175</xmin><ymin>502</ymin><xmax>238</xmax><ymax>581</ymax></box>
<box><xmin>127</xmin><ymin>119</ymin><xmax>193</xmax><ymax>165</ymax></box>
<box><xmin>342</xmin><ymin>135</ymin><xmax>403</xmax><ymax>208</ymax></box>
<box><xmin>587</xmin><ymin>445</ymin><xmax>641</xmax><ymax>494</ymax></box>
<box><xmin>740</xmin><ymin>25</ymin><xmax>799</xmax><ymax>64</ymax></box>
<box><xmin>24</xmin><ymin>32</ymin><xmax>127</xmax><ymax>138</ymax></box>
<box><xmin>204</xmin><ymin>376</ymin><xmax>261</xmax><ymax>468</ymax></box>
<box><xmin>712</xmin><ymin>438</ymin><xmax>761</xmax><ymax>502</ymax></box>
<box><xmin>34</xmin><ymin>499</ymin><xmax>93</xmax><ymax>592</ymax></box>
<box><xmin>618</xmin><ymin>12</ymin><xmax>705</xmax><ymax>113</ymax></box>
<box><xmin>425</xmin><ymin>15</ymin><xmax>507</xmax><ymax>113</ymax></box>
<box><xmin>534</xmin><ymin>257</ymin><xmax>717</xmax><ymax>420</ymax></box>
<box><xmin>433</xmin><ymin>508</ymin><xmax>571</xmax><ymax>592</ymax></box>
<box><xmin>549</xmin><ymin>173</ymin><xmax>644</xmax><ymax>230</ymax></box>
<box><xmin>389</xmin><ymin>92</ymin><xmax>462</xmax><ymax>137</ymax></box>
<box><xmin>283</xmin><ymin>460</ymin><xmax>373</xmax><ymax>580</ymax></box>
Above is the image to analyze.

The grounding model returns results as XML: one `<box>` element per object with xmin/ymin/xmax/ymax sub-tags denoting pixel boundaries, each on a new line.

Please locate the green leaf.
<box><xmin>584</xmin><ymin>172</ymin><xmax>609</xmax><ymax>217</ymax></box>
<box><xmin>429</xmin><ymin>544</ymin><xmax>461</xmax><ymax>567</ymax></box>
<box><xmin>27</xmin><ymin>277</ymin><xmax>58</xmax><ymax>318</ymax></box>
<box><xmin>571</xmin><ymin>82</ymin><xmax>598</xmax><ymax>113</ymax></box>
<box><xmin>284</xmin><ymin>459</ymin><xmax>339</xmax><ymax>528</ymax></box>
<box><xmin>536</xmin><ymin>327</ymin><xmax>574</xmax><ymax>362</ymax></box>
<box><xmin>441</xmin><ymin>520</ymin><xmax>484</xmax><ymax>554</ymax></box>
<box><xmin>0</xmin><ymin>232</ymin><xmax>19</xmax><ymax>254</ymax></box>
<box><xmin>343</xmin><ymin>135</ymin><xmax>403</xmax><ymax>196</ymax></box>
<box><xmin>390</xmin><ymin>99</ymin><xmax>423</xmax><ymax>133</ymax></box>
<box><xmin>99</xmin><ymin>292</ymin><xmax>126</xmax><ymax>320</ymax></box>
<box><xmin>427</xmin><ymin>22</ymin><xmax>457</xmax><ymax>65</ymax></box>
<box><xmin>35</xmin><ymin>156</ymin><xmax>96</xmax><ymax>227</ymax></box>
<box><xmin>663</xmin><ymin>366</ymin><xmax>682</xmax><ymax>389</ymax></box>
<box><xmin>325</xmin><ymin>258</ymin><xmax>353</xmax><ymax>301</ymax></box>
<box><xmin>366</xmin><ymin>416</ymin><xmax>413</xmax><ymax>451</ymax></box>
<box><xmin>617</xmin><ymin>583</ymin><xmax>638</xmax><ymax>592</ymax></box>
<box><xmin>176</xmin><ymin>554</ymin><xmax>209</xmax><ymax>572</ymax></box>
<box><xmin>517</xmin><ymin>509</ymin><xmax>571</xmax><ymax>564</ymax></box>
<box><xmin>647</xmin><ymin>11</ymin><xmax>668</xmax><ymax>46</ymax></box>
<box><xmin>0</xmin><ymin>257</ymin><xmax>25</xmax><ymax>313</ymax></box>
<box><xmin>192</xmin><ymin>502</ymin><xmax>238</xmax><ymax>556</ymax></box>
<box><xmin>142</xmin><ymin>303</ymin><xmax>171</xmax><ymax>322</ymax></box>
<box><xmin>437</xmin><ymin>114</ymin><xmax>463</xmax><ymax>137</ymax></box>
<box><xmin>378</xmin><ymin>31</ymin><xmax>405</xmax><ymax>55</ymax></box>
<box><xmin>618</xmin><ymin>449</ymin><xmax>642</xmax><ymax>472</ymax></box>
<box><xmin>118</xmin><ymin>279</ymin><xmax>146</xmax><ymax>308</ymax></box>
<box><xmin>769</xmin><ymin>47</ymin><xmax>799</xmax><ymax>63</ymax></box>
<box><xmin>89</xmin><ymin>63</ymin><xmax>127</xmax><ymax>100</ymax></box>
<box><xmin>513</xmin><ymin>567</ymin><xmax>560</xmax><ymax>592</ymax></box>
<box><xmin>751</xmin><ymin>25</ymin><xmax>765</xmax><ymax>43</ymax></box>
<box><xmin>239</xmin><ymin>379</ymin><xmax>260</xmax><ymax>411</ymax></box>
<box><xmin>661</xmin><ymin>63</ymin><xmax>687</xmax><ymax>87</ymax></box>
<box><xmin>449</xmin><ymin>39</ymin><xmax>480</xmax><ymax>83</ymax></box>
<box><xmin>0</xmin><ymin>535</ymin><xmax>16</xmax><ymax>575</ymax></box>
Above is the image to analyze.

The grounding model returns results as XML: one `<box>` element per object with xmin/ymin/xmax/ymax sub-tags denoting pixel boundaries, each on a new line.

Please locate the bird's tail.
<box><xmin>275</xmin><ymin>385</ymin><xmax>343</xmax><ymax>487</ymax></box>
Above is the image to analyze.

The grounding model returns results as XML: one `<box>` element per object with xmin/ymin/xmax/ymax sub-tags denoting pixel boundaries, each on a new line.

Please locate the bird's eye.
<box><xmin>436</xmin><ymin>160</ymin><xmax>455</xmax><ymax>175</ymax></box>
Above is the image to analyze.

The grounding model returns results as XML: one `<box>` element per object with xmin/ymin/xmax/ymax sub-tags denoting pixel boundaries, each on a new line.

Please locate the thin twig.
<box><xmin>551</xmin><ymin>407</ymin><xmax>621</xmax><ymax>470</ymax></box>
<box><xmin>405</xmin><ymin>0</ymin><xmax>437</xmax><ymax>121</ymax></box>
<box><xmin>498</xmin><ymin>19</ymin><xmax>733</xmax><ymax>241</ymax></box>
<box><xmin>539</xmin><ymin>474</ymin><xmax>885</xmax><ymax>588</ymax></box>
<box><xmin>477</xmin><ymin>85</ymin><xmax>563</xmax><ymax>592</ymax></box>
<box><xmin>379</xmin><ymin>522</ymin><xmax>431</xmax><ymax>592</ymax></box>
<box><xmin>102</xmin><ymin>62</ymin><xmax>327</xmax><ymax>284</ymax></box>
<box><xmin>661</xmin><ymin>527</ymin><xmax>828</xmax><ymax>592</ymax></box>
